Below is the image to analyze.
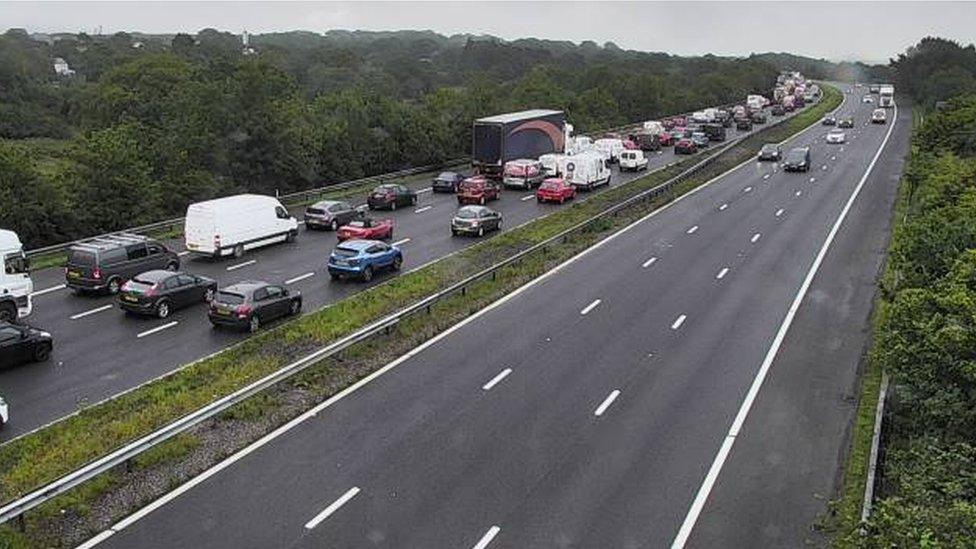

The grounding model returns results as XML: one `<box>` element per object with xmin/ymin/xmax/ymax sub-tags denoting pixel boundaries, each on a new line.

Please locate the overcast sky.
<box><xmin>3</xmin><ymin>1</ymin><xmax>974</xmax><ymax>63</ymax></box>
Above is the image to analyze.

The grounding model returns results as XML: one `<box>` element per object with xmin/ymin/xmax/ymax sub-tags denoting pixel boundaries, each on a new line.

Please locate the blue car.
<box><xmin>327</xmin><ymin>239</ymin><xmax>403</xmax><ymax>282</ymax></box>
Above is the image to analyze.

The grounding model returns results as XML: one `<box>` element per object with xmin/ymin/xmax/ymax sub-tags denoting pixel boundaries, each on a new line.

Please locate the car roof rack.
<box><xmin>71</xmin><ymin>232</ymin><xmax>153</xmax><ymax>251</ymax></box>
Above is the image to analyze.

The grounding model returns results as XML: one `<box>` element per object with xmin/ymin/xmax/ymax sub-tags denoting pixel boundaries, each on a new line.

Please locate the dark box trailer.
<box><xmin>472</xmin><ymin>109</ymin><xmax>566</xmax><ymax>179</ymax></box>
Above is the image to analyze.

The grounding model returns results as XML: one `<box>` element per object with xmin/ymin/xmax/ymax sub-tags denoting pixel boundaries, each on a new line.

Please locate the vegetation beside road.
<box><xmin>0</xmin><ymin>85</ymin><xmax>839</xmax><ymax>547</ymax></box>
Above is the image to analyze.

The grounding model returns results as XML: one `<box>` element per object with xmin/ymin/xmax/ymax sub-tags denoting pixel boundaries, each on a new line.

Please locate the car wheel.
<box><xmin>537</xmin><ymin>197</ymin><xmax>543</xmax><ymax>203</ymax></box>
<box><xmin>166</xmin><ymin>262</ymin><xmax>179</xmax><ymax>271</ymax></box>
<box><xmin>156</xmin><ymin>300</ymin><xmax>171</xmax><ymax>319</ymax></box>
<box><xmin>362</xmin><ymin>266</ymin><xmax>373</xmax><ymax>282</ymax></box>
<box><xmin>496</xmin><ymin>219</ymin><xmax>502</xmax><ymax>231</ymax></box>
<box><xmin>107</xmin><ymin>277</ymin><xmax>122</xmax><ymax>295</ymax></box>
<box><xmin>331</xmin><ymin>219</ymin><xmax>339</xmax><ymax>231</ymax></box>
<box><xmin>289</xmin><ymin>299</ymin><xmax>301</xmax><ymax>316</ymax></box>
<box><xmin>204</xmin><ymin>288</ymin><xmax>215</xmax><ymax>303</ymax></box>
<box><xmin>392</xmin><ymin>255</ymin><xmax>402</xmax><ymax>271</ymax></box>
<box><xmin>477</xmin><ymin>226</ymin><xmax>485</xmax><ymax>237</ymax></box>
<box><xmin>286</xmin><ymin>230</ymin><xmax>297</xmax><ymax>243</ymax></box>
<box><xmin>248</xmin><ymin>315</ymin><xmax>260</xmax><ymax>333</ymax></box>
<box><xmin>451</xmin><ymin>229</ymin><xmax>458</xmax><ymax>237</ymax></box>
<box><xmin>33</xmin><ymin>343</ymin><xmax>52</xmax><ymax>362</ymax></box>
<box><xmin>329</xmin><ymin>272</ymin><xmax>340</xmax><ymax>281</ymax></box>
<box><xmin>368</xmin><ymin>204</ymin><xmax>375</xmax><ymax>211</ymax></box>
<box><xmin>233</xmin><ymin>244</ymin><xmax>244</xmax><ymax>258</ymax></box>
<box><xmin>0</xmin><ymin>303</ymin><xmax>15</xmax><ymax>323</ymax></box>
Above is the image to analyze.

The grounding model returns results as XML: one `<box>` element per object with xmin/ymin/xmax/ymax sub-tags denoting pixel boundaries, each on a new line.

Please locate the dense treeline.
<box><xmin>892</xmin><ymin>36</ymin><xmax>976</xmax><ymax>107</ymax></box>
<box><xmin>854</xmin><ymin>94</ymin><xmax>976</xmax><ymax>546</ymax></box>
<box><xmin>1</xmin><ymin>28</ymin><xmax>786</xmax><ymax>247</ymax></box>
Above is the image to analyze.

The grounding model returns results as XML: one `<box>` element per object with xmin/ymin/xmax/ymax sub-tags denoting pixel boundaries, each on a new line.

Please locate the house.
<box><xmin>53</xmin><ymin>57</ymin><xmax>75</xmax><ymax>77</ymax></box>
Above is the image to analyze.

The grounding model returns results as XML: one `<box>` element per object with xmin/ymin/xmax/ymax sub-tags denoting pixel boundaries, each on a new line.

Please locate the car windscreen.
<box><xmin>306</xmin><ymin>207</ymin><xmax>326</xmax><ymax>215</ymax></box>
<box><xmin>131</xmin><ymin>272</ymin><xmax>167</xmax><ymax>286</ymax></box>
<box><xmin>456</xmin><ymin>209</ymin><xmax>479</xmax><ymax>219</ymax></box>
<box><xmin>540</xmin><ymin>181</ymin><xmax>560</xmax><ymax>190</ymax></box>
<box><xmin>787</xmin><ymin>150</ymin><xmax>807</xmax><ymax>162</ymax></box>
<box><xmin>215</xmin><ymin>291</ymin><xmax>245</xmax><ymax>305</ymax></box>
<box><xmin>67</xmin><ymin>249</ymin><xmax>95</xmax><ymax>265</ymax></box>
<box><xmin>460</xmin><ymin>181</ymin><xmax>484</xmax><ymax>191</ymax></box>
<box><xmin>504</xmin><ymin>164</ymin><xmax>527</xmax><ymax>177</ymax></box>
<box><xmin>333</xmin><ymin>248</ymin><xmax>359</xmax><ymax>258</ymax></box>
<box><xmin>346</xmin><ymin>220</ymin><xmax>368</xmax><ymax>228</ymax></box>
<box><xmin>436</xmin><ymin>173</ymin><xmax>456</xmax><ymax>181</ymax></box>
<box><xmin>761</xmin><ymin>145</ymin><xmax>777</xmax><ymax>153</ymax></box>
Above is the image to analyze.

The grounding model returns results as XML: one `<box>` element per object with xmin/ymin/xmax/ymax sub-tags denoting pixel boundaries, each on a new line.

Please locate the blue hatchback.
<box><xmin>327</xmin><ymin>239</ymin><xmax>403</xmax><ymax>282</ymax></box>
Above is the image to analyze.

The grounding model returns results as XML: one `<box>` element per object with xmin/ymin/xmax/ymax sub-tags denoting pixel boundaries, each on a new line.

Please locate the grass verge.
<box><xmin>0</xmin><ymin>86</ymin><xmax>840</xmax><ymax>547</ymax></box>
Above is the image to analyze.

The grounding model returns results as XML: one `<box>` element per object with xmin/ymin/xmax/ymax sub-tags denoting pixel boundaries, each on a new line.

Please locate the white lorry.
<box><xmin>563</xmin><ymin>151</ymin><xmax>612</xmax><ymax>191</ymax></box>
<box><xmin>879</xmin><ymin>85</ymin><xmax>895</xmax><ymax>108</ymax></box>
<box><xmin>0</xmin><ymin>229</ymin><xmax>33</xmax><ymax>322</ymax></box>
<box><xmin>747</xmin><ymin>95</ymin><xmax>766</xmax><ymax>112</ymax></box>
<box><xmin>184</xmin><ymin>194</ymin><xmax>298</xmax><ymax>259</ymax></box>
<box><xmin>593</xmin><ymin>138</ymin><xmax>625</xmax><ymax>164</ymax></box>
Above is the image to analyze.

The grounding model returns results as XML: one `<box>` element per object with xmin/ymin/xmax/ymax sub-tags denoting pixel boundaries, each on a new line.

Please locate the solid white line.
<box><xmin>81</xmin><ymin>95</ymin><xmax>834</xmax><ymax>547</ymax></box>
<box><xmin>775</xmin><ymin>208</ymin><xmax>784</xmax><ymax>217</ymax></box>
<box><xmin>31</xmin><ymin>284</ymin><xmax>66</xmax><ymax>297</ymax></box>
<box><xmin>750</xmin><ymin>233</ymin><xmax>761</xmax><ymax>243</ymax></box>
<box><xmin>76</xmin><ymin>530</ymin><xmax>115</xmax><ymax>549</ymax></box>
<box><xmin>472</xmin><ymin>526</ymin><xmax>501</xmax><ymax>549</ymax></box>
<box><xmin>482</xmin><ymin>368</ymin><xmax>512</xmax><ymax>391</ymax></box>
<box><xmin>285</xmin><ymin>272</ymin><xmax>315</xmax><ymax>285</ymax></box>
<box><xmin>177</xmin><ymin>251</ymin><xmax>191</xmax><ymax>257</ymax></box>
<box><xmin>70</xmin><ymin>304</ymin><xmax>113</xmax><ymax>320</ymax></box>
<box><xmin>392</xmin><ymin>238</ymin><xmax>411</xmax><ymax>246</ymax></box>
<box><xmin>671</xmin><ymin>314</ymin><xmax>687</xmax><ymax>330</ymax></box>
<box><xmin>226</xmin><ymin>260</ymin><xmax>256</xmax><ymax>272</ymax></box>
<box><xmin>521</xmin><ymin>194</ymin><xmax>536</xmax><ymax>201</ymax></box>
<box><xmin>716</xmin><ymin>267</ymin><xmax>729</xmax><ymax>280</ymax></box>
<box><xmin>580</xmin><ymin>299</ymin><xmax>602</xmax><ymax>316</ymax></box>
<box><xmin>304</xmin><ymin>487</ymin><xmax>360</xmax><ymax>530</ymax></box>
<box><xmin>670</xmin><ymin>102</ymin><xmax>898</xmax><ymax>549</ymax></box>
<box><xmin>414</xmin><ymin>206</ymin><xmax>432</xmax><ymax>214</ymax></box>
<box><xmin>642</xmin><ymin>257</ymin><xmax>658</xmax><ymax>268</ymax></box>
<box><xmin>594</xmin><ymin>389</ymin><xmax>621</xmax><ymax>417</ymax></box>
<box><xmin>686</xmin><ymin>225</ymin><xmax>699</xmax><ymax>234</ymax></box>
<box><xmin>136</xmin><ymin>321</ymin><xmax>179</xmax><ymax>339</ymax></box>
<box><xmin>718</xmin><ymin>203</ymin><xmax>728</xmax><ymax>211</ymax></box>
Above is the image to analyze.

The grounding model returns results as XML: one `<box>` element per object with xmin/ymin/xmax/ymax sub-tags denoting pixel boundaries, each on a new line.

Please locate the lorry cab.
<box><xmin>0</xmin><ymin>230</ymin><xmax>32</xmax><ymax>322</ymax></box>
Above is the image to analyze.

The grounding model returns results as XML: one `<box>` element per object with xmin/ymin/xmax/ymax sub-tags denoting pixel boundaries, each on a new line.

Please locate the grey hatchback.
<box><xmin>304</xmin><ymin>200</ymin><xmax>362</xmax><ymax>231</ymax></box>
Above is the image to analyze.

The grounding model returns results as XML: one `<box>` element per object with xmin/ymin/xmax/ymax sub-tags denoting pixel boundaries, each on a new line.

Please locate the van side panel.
<box><xmin>184</xmin><ymin>205</ymin><xmax>217</xmax><ymax>255</ymax></box>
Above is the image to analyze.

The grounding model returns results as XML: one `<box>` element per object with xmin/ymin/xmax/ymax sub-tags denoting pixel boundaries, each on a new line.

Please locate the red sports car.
<box><xmin>536</xmin><ymin>178</ymin><xmax>576</xmax><ymax>204</ymax></box>
<box><xmin>336</xmin><ymin>218</ymin><xmax>394</xmax><ymax>241</ymax></box>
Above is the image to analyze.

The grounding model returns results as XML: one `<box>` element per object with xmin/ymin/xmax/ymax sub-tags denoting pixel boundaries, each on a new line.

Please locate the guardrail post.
<box><xmin>17</xmin><ymin>513</ymin><xmax>25</xmax><ymax>532</ymax></box>
<box><xmin>461</xmin><ymin>286</ymin><xmax>466</xmax><ymax>297</ymax></box>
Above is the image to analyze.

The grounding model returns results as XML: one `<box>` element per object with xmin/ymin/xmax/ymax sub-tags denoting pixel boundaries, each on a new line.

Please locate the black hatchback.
<box><xmin>0</xmin><ymin>322</ymin><xmax>53</xmax><ymax>368</ymax></box>
<box><xmin>432</xmin><ymin>172</ymin><xmax>465</xmax><ymax>193</ymax></box>
<box><xmin>119</xmin><ymin>270</ymin><xmax>217</xmax><ymax>319</ymax></box>
<box><xmin>208</xmin><ymin>281</ymin><xmax>302</xmax><ymax>333</ymax></box>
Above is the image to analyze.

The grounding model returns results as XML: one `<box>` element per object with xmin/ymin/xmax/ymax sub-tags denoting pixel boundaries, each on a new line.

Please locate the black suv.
<box><xmin>838</xmin><ymin>117</ymin><xmax>855</xmax><ymax>128</ymax></box>
<box><xmin>208</xmin><ymin>281</ymin><xmax>302</xmax><ymax>333</ymax></box>
<box><xmin>66</xmin><ymin>234</ymin><xmax>180</xmax><ymax>295</ymax></box>
<box><xmin>304</xmin><ymin>200</ymin><xmax>362</xmax><ymax>231</ymax></box>
<box><xmin>784</xmin><ymin>147</ymin><xmax>812</xmax><ymax>172</ymax></box>
<box><xmin>367</xmin><ymin>184</ymin><xmax>418</xmax><ymax>210</ymax></box>
<box><xmin>0</xmin><ymin>322</ymin><xmax>53</xmax><ymax>368</ymax></box>
<box><xmin>119</xmin><ymin>270</ymin><xmax>217</xmax><ymax>318</ymax></box>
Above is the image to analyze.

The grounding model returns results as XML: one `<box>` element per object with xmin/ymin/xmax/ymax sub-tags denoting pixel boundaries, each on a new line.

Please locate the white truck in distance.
<box><xmin>747</xmin><ymin>95</ymin><xmax>767</xmax><ymax>111</ymax></box>
<box><xmin>563</xmin><ymin>151</ymin><xmax>612</xmax><ymax>191</ymax></box>
<box><xmin>879</xmin><ymin>85</ymin><xmax>895</xmax><ymax>108</ymax></box>
<box><xmin>184</xmin><ymin>194</ymin><xmax>299</xmax><ymax>259</ymax></box>
<box><xmin>0</xmin><ymin>229</ymin><xmax>33</xmax><ymax>322</ymax></box>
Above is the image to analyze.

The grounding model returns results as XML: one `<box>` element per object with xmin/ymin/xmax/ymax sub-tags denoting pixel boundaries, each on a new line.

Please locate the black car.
<box><xmin>208</xmin><ymin>281</ymin><xmax>302</xmax><ymax>333</ymax></box>
<box><xmin>66</xmin><ymin>234</ymin><xmax>180</xmax><ymax>295</ymax></box>
<box><xmin>702</xmin><ymin>123</ymin><xmax>727</xmax><ymax>142</ymax></box>
<box><xmin>119</xmin><ymin>270</ymin><xmax>217</xmax><ymax>319</ymax></box>
<box><xmin>451</xmin><ymin>205</ymin><xmax>502</xmax><ymax>237</ymax></box>
<box><xmin>783</xmin><ymin>147</ymin><xmax>812</xmax><ymax>172</ymax></box>
<box><xmin>822</xmin><ymin>115</ymin><xmax>837</xmax><ymax>126</ymax></box>
<box><xmin>838</xmin><ymin>117</ymin><xmax>855</xmax><ymax>128</ymax></box>
<box><xmin>735</xmin><ymin>117</ymin><xmax>753</xmax><ymax>131</ymax></box>
<box><xmin>367</xmin><ymin>184</ymin><xmax>417</xmax><ymax>210</ymax></box>
<box><xmin>751</xmin><ymin>111</ymin><xmax>767</xmax><ymax>124</ymax></box>
<box><xmin>432</xmin><ymin>172</ymin><xmax>465</xmax><ymax>193</ymax></box>
<box><xmin>303</xmin><ymin>200</ymin><xmax>362</xmax><ymax>231</ymax></box>
<box><xmin>0</xmin><ymin>322</ymin><xmax>53</xmax><ymax>368</ymax></box>
<box><xmin>771</xmin><ymin>105</ymin><xmax>786</xmax><ymax>116</ymax></box>
<box><xmin>758</xmin><ymin>143</ymin><xmax>782</xmax><ymax>161</ymax></box>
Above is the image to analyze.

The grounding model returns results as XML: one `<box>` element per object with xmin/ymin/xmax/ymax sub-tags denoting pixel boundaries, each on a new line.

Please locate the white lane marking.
<box><xmin>414</xmin><ymin>206</ymin><xmax>432</xmax><ymax>214</ymax></box>
<box><xmin>285</xmin><ymin>272</ymin><xmax>315</xmax><ymax>285</ymax></box>
<box><xmin>177</xmin><ymin>251</ymin><xmax>191</xmax><ymax>257</ymax></box>
<box><xmin>795</xmin><ymin>190</ymin><xmax>802</xmax><ymax>197</ymax></box>
<box><xmin>31</xmin><ymin>284</ymin><xmax>66</xmax><ymax>297</ymax></box>
<box><xmin>775</xmin><ymin>208</ymin><xmax>785</xmax><ymax>217</ymax></box>
<box><xmin>718</xmin><ymin>203</ymin><xmax>728</xmax><ymax>211</ymax></box>
<box><xmin>392</xmin><ymin>238</ymin><xmax>411</xmax><ymax>246</ymax></box>
<box><xmin>482</xmin><ymin>368</ymin><xmax>512</xmax><ymax>391</ymax></box>
<box><xmin>594</xmin><ymin>389</ymin><xmax>621</xmax><ymax>417</ymax></box>
<box><xmin>840</xmin><ymin>147</ymin><xmax>845</xmax><ymax>152</ymax></box>
<box><xmin>751</xmin><ymin>233</ymin><xmax>762</xmax><ymax>243</ymax></box>
<box><xmin>304</xmin><ymin>487</ymin><xmax>360</xmax><ymax>530</ymax></box>
<box><xmin>716</xmin><ymin>267</ymin><xmax>729</xmax><ymax>280</ymax></box>
<box><xmin>521</xmin><ymin>194</ymin><xmax>536</xmax><ymax>202</ymax></box>
<box><xmin>687</xmin><ymin>225</ymin><xmax>699</xmax><ymax>234</ymax></box>
<box><xmin>472</xmin><ymin>526</ymin><xmax>501</xmax><ymax>549</ymax></box>
<box><xmin>642</xmin><ymin>257</ymin><xmax>658</xmax><ymax>268</ymax></box>
<box><xmin>580</xmin><ymin>299</ymin><xmax>602</xmax><ymax>316</ymax></box>
<box><xmin>810</xmin><ymin>177</ymin><xmax>816</xmax><ymax>183</ymax></box>
<box><xmin>226</xmin><ymin>260</ymin><xmax>256</xmax><ymax>272</ymax></box>
<box><xmin>418</xmin><ymin>187</ymin><xmax>432</xmax><ymax>194</ymax></box>
<box><xmin>70</xmin><ymin>304</ymin><xmax>113</xmax><ymax>320</ymax></box>
<box><xmin>671</xmin><ymin>314</ymin><xmax>687</xmax><ymax>330</ymax></box>
<box><xmin>831</xmin><ymin>156</ymin><xmax>836</xmax><ymax>161</ymax></box>
<box><xmin>763</xmin><ymin>174</ymin><xmax>770</xmax><ymax>180</ymax></box>
<box><xmin>76</xmin><ymin>530</ymin><xmax>115</xmax><ymax>549</ymax></box>
<box><xmin>136</xmin><ymin>321</ymin><xmax>179</xmax><ymax>339</ymax></box>
<box><xmin>671</xmin><ymin>102</ymin><xmax>898</xmax><ymax>549</ymax></box>
<box><xmin>744</xmin><ymin>186</ymin><xmax>753</xmax><ymax>193</ymax></box>
<box><xmin>822</xmin><ymin>165</ymin><xmax>828</xmax><ymax>170</ymax></box>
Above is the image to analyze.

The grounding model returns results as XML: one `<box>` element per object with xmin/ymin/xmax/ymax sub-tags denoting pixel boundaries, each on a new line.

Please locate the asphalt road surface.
<box><xmin>0</xmin><ymin>102</ymin><xmax>799</xmax><ymax>440</ymax></box>
<box><xmin>83</xmin><ymin>90</ymin><xmax>911</xmax><ymax>547</ymax></box>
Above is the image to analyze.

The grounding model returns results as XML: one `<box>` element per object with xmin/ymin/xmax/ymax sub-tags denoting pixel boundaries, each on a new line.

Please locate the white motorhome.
<box><xmin>593</xmin><ymin>138</ymin><xmax>625</xmax><ymax>163</ymax></box>
<box><xmin>539</xmin><ymin>153</ymin><xmax>570</xmax><ymax>177</ymax></box>
<box><xmin>747</xmin><ymin>95</ymin><xmax>766</xmax><ymax>111</ymax></box>
<box><xmin>643</xmin><ymin>120</ymin><xmax>666</xmax><ymax>136</ymax></box>
<box><xmin>563</xmin><ymin>151</ymin><xmax>612</xmax><ymax>191</ymax></box>
<box><xmin>0</xmin><ymin>230</ymin><xmax>32</xmax><ymax>321</ymax></box>
<box><xmin>184</xmin><ymin>194</ymin><xmax>298</xmax><ymax>259</ymax></box>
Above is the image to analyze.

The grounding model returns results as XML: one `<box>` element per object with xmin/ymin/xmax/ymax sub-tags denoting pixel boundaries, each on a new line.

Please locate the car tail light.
<box><xmin>236</xmin><ymin>304</ymin><xmax>252</xmax><ymax>319</ymax></box>
<box><xmin>92</xmin><ymin>268</ymin><xmax>102</xmax><ymax>280</ymax></box>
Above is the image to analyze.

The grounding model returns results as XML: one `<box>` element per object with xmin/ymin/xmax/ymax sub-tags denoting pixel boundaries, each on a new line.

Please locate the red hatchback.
<box><xmin>658</xmin><ymin>132</ymin><xmax>675</xmax><ymax>146</ymax></box>
<box><xmin>622</xmin><ymin>139</ymin><xmax>639</xmax><ymax>150</ymax></box>
<box><xmin>536</xmin><ymin>178</ymin><xmax>577</xmax><ymax>204</ymax></box>
<box><xmin>336</xmin><ymin>218</ymin><xmax>394</xmax><ymax>242</ymax></box>
<box><xmin>674</xmin><ymin>138</ymin><xmax>698</xmax><ymax>155</ymax></box>
<box><xmin>457</xmin><ymin>176</ymin><xmax>501</xmax><ymax>205</ymax></box>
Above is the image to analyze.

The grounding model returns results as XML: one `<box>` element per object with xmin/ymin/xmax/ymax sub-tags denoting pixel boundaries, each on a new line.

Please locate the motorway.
<box><xmin>80</xmin><ymin>91</ymin><xmax>911</xmax><ymax>547</ymax></box>
<box><xmin>0</xmin><ymin>102</ymin><xmax>797</xmax><ymax>441</ymax></box>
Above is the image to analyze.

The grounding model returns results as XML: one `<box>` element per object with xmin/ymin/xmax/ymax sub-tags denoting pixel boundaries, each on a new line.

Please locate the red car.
<box><xmin>536</xmin><ymin>178</ymin><xmax>577</xmax><ymax>204</ymax></box>
<box><xmin>457</xmin><ymin>176</ymin><xmax>501</xmax><ymax>205</ymax></box>
<box><xmin>672</xmin><ymin>116</ymin><xmax>687</xmax><ymax>127</ymax></box>
<box><xmin>336</xmin><ymin>218</ymin><xmax>394</xmax><ymax>242</ymax></box>
<box><xmin>674</xmin><ymin>138</ymin><xmax>698</xmax><ymax>155</ymax></box>
<box><xmin>662</xmin><ymin>118</ymin><xmax>677</xmax><ymax>130</ymax></box>
<box><xmin>658</xmin><ymin>132</ymin><xmax>675</xmax><ymax>146</ymax></box>
<box><xmin>622</xmin><ymin>139</ymin><xmax>639</xmax><ymax>150</ymax></box>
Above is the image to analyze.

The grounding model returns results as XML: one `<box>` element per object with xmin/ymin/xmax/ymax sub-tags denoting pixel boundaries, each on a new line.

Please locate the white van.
<box><xmin>593</xmin><ymin>138</ymin><xmax>625</xmax><ymax>163</ymax></box>
<box><xmin>643</xmin><ymin>120</ymin><xmax>665</xmax><ymax>135</ymax></box>
<box><xmin>563</xmin><ymin>152</ymin><xmax>612</xmax><ymax>191</ymax></box>
<box><xmin>184</xmin><ymin>194</ymin><xmax>298</xmax><ymax>259</ymax></box>
<box><xmin>539</xmin><ymin>153</ymin><xmax>569</xmax><ymax>177</ymax></box>
<box><xmin>619</xmin><ymin>150</ymin><xmax>649</xmax><ymax>172</ymax></box>
<box><xmin>0</xmin><ymin>230</ymin><xmax>32</xmax><ymax>321</ymax></box>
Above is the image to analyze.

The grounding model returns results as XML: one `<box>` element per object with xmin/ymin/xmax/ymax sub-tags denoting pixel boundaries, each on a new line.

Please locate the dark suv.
<box><xmin>784</xmin><ymin>147</ymin><xmax>812</xmax><ymax>172</ymax></box>
<box><xmin>304</xmin><ymin>200</ymin><xmax>362</xmax><ymax>231</ymax></box>
<box><xmin>367</xmin><ymin>184</ymin><xmax>417</xmax><ymax>210</ymax></box>
<box><xmin>208</xmin><ymin>281</ymin><xmax>302</xmax><ymax>333</ymax></box>
<box><xmin>66</xmin><ymin>234</ymin><xmax>180</xmax><ymax>295</ymax></box>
